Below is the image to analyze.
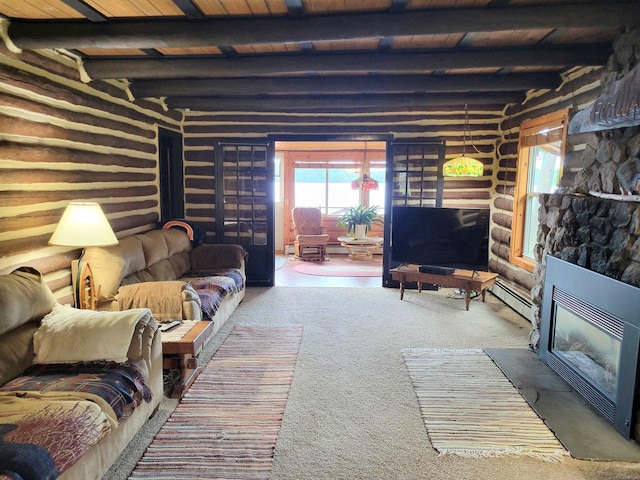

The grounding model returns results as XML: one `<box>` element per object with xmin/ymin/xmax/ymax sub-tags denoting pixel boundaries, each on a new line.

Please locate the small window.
<box><xmin>511</xmin><ymin>109</ymin><xmax>568</xmax><ymax>272</ymax></box>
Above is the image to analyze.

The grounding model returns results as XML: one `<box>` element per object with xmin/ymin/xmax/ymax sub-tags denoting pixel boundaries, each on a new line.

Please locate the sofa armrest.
<box><xmin>126</xmin><ymin>313</ymin><xmax>159</xmax><ymax>380</ymax></box>
<box><xmin>190</xmin><ymin>244</ymin><xmax>248</xmax><ymax>272</ymax></box>
<box><xmin>117</xmin><ymin>281</ymin><xmax>202</xmax><ymax>321</ymax></box>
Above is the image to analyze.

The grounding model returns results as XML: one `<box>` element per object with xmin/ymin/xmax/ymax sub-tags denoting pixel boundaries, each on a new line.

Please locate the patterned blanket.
<box><xmin>188</xmin><ymin>269</ymin><xmax>245</xmax><ymax>320</ymax></box>
<box><xmin>0</xmin><ymin>362</ymin><xmax>152</xmax><ymax>479</ymax></box>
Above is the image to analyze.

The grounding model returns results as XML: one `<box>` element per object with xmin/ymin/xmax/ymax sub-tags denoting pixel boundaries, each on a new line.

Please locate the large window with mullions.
<box><xmin>291</xmin><ymin>154</ymin><xmax>386</xmax><ymax>216</ymax></box>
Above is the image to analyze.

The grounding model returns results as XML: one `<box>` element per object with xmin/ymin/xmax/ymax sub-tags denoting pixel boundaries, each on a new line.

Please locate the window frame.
<box><xmin>510</xmin><ymin>108</ymin><xmax>569</xmax><ymax>272</ymax></box>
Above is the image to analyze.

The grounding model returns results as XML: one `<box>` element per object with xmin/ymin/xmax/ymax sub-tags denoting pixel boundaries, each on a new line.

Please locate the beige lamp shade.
<box><xmin>49</xmin><ymin>202</ymin><xmax>119</xmax><ymax>247</ymax></box>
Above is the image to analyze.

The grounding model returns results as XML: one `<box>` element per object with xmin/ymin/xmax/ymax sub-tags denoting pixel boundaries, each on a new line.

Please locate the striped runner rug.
<box><xmin>130</xmin><ymin>325</ymin><xmax>303</xmax><ymax>479</ymax></box>
<box><xmin>402</xmin><ymin>348</ymin><xmax>567</xmax><ymax>461</ymax></box>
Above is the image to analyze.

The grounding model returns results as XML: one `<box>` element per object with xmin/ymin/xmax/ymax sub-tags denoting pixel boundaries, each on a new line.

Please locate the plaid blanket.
<box><xmin>0</xmin><ymin>362</ymin><xmax>152</xmax><ymax>479</ymax></box>
<box><xmin>0</xmin><ymin>361</ymin><xmax>152</xmax><ymax>422</ymax></box>
<box><xmin>188</xmin><ymin>270</ymin><xmax>245</xmax><ymax>320</ymax></box>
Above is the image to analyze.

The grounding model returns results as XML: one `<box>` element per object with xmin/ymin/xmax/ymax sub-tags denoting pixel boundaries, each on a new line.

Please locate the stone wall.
<box><xmin>530</xmin><ymin>193</ymin><xmax>640</xmax><ymax>348</ymax></box>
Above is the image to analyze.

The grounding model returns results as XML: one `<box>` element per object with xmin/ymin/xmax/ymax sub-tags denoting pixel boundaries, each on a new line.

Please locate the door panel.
<box><xmin>158</xmin><ymin>128</ymin><xmax>184</xmax><ymax>220</ymax></box>
<box><xmin>383</xmin><ymin>141</ymin><xmax>446</xmax><ymax>287</ymax></box>
<box><xmin>216</xmin><ymin>141</ymin><xmax>274</xmax><ymax>286</ymax></box>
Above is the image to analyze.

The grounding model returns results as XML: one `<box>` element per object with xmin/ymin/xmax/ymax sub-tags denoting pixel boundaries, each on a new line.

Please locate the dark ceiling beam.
<box><xmin>172</xmin><ymin>0</ymin><xmax>205</xmax><ymax>19</ymax></box>
<box><xmin>285</xmin><ymin>0</ymin><xmax>304</xmax><ymax>17</ymax></box>
<box><xmin>60</xmin><ymin>0</ymin><xmax>106</xmax><ymax>22</ymax></box>
<box><xmin>165</xmin><ymin>92</ymin><xmax>525</xmax><ymax>111</ymax></box>
<box><xmin>8</xmin><ymin>2</ymin><xmax>639</xmax><ymax>49</ymax></box>
<box><xmin>130</xmin><ymin>73</ymin><xmax>559</xmax><ymax>98</ymax></box>
<box><xmin>83</xmin><ymin>45</ymin><xmax>610</xmax><ymax>80</ymax></box>
<box><xmin>389</xmin><ymin>0</ymin><xmax>409</xmax><ymax>12</ymax></box>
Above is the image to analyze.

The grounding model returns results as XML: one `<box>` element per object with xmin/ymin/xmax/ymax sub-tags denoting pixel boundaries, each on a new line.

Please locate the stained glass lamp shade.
<box><xmin>443</xmin><ymin>104</ymin><xmax>484</xmax><ymax>177</ymax></box>
<box><xmin>351</xmin><ymin>174</ymin><xmax>379</xmax><ymax>190</ymax></box>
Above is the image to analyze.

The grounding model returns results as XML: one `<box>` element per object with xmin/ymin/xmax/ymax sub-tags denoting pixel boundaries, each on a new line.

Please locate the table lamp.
<box><xmin>49</xmin><ymin>202</ymin><xmax>119</xmax><ymax>309</ymax></box>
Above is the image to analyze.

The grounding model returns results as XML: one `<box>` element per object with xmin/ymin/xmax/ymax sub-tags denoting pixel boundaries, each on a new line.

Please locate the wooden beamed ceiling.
<box><xmin>0</xmin><ymin>0</ymin><xmax>637</xmax><ymax>112</ymax></box>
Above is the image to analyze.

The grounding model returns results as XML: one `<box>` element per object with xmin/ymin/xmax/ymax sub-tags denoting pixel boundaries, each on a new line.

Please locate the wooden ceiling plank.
<box><xmin>59</xmin><ymin>0</ymin><xmax>106</xmax><ymax>21</ymax></box>
<box><xmin>7</xmin><ymin>2</ymin><xmax>639</xmax><ymax>49</ymax></box>
<box><xmin>129</xmin><ymin>72</ymin><xmax>559</xmax><ymax>97</ymax></box>
<box><xmin>82</xmin><ymin>45</ymin><xmax>611</xmax><ymax>80</ymax></box>
<box><xmin>1</xmin><ymin>0</ymin><xmax>85</xmax><ymax>19</ymax></box>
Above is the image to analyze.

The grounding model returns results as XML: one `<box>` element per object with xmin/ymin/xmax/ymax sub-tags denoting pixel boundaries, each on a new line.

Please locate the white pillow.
<box><xmin>33</xmin><ymin>303</ymin><xmax>150</xmax><ymax>364</ymax></box>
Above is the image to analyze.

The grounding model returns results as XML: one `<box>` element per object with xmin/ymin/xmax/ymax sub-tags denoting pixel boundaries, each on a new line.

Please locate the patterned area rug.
<box><xmin>402</xmin><ymin>348</ymin><xmax>567</xmax><ymax>461</ymax></box>
<box><xmin>130</xmin><ymin>325</ymin><xmax>303</xmax><ymax>479</ymax></box>
<box><xmin>292</xmin><ymin>259</ymin><xmax>382</xmax><ymax>277</ymax></box>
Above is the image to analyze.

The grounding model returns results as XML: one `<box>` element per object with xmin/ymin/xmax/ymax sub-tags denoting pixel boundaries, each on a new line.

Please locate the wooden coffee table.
<box><xmin>161</xmin><ymin>320</ymin><xmax>214</xmax><ymax>398</ymax></box>
<box><xmin>390</xmin><ymin>265</ymin><xmax>499</xmax><ymax>311</ymax></box>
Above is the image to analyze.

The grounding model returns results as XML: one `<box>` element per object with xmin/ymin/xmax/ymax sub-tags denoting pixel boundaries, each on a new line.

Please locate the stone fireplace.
<box><xmin>530</xmin><ymin>26</ymin><xmax>640</xmax><ymax>440</ymax></box>
<box><xmin>532</xmin><ymin>191</ymin><xmax>640</xmax><ymax>441</ymax></box>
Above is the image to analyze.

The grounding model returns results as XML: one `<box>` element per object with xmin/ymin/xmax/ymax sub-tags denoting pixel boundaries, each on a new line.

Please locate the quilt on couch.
<box><xmin>188</xmin><ymin>269</ymin><xmax>245</xmax><ymax>321</ymax></box>
<box><xmin>0</xmin><ymin>362</ymin><xmax>152</xmax><ymax>479</ymax></box>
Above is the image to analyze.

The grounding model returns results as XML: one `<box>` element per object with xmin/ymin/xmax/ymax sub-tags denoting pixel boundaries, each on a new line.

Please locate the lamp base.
<box><xmin>71</xmin><ymin>260</ymin><xmax>98</xmax><ymax>310</ymax></box>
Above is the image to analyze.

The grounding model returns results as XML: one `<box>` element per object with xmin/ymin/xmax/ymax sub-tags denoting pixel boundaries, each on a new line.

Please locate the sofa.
<box><xmin>0</xmin><ymin>267</ymin><xmax>163</xmax><ymax>480</ymax></box>
<box><xmin>82</xmin><ymin>227</ymin><xmax>247</xmax><ymax>337</ymax></box>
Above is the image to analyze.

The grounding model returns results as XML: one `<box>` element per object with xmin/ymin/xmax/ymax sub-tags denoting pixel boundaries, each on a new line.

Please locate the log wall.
<box><xmin>182</xmin><ymin>107</ymin><xmax>503</xmax><ymax>240</ymax></box>
<box><xmin>0</xmin><ymin>46</ymin><xmax>181</xmax><ymax>303</ymax></box>
<box><xmin>492</xmin><ymin>66</ymin><xmax>603</xmax><ymax>295</ymax></box>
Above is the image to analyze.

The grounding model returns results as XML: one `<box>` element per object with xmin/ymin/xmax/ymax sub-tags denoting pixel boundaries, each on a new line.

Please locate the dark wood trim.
<box><xmin>83</xmin><ymin>46</ymin><xmax>610</xmax><ymax>80</ymax></box>
<box><xmin>8</xmin><ymin>3</ymin><xmax>638</xmax><ymax>49</ymax></box>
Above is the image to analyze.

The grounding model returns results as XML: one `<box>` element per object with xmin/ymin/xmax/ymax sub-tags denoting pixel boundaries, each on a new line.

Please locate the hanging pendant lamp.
<box><xmin>443</xmin><ymin>104</ymin><xmax>484</xmax><ymax>177</ymax></box>
<box><xmin>350</xmin><ymin>141</ymin><xmax>379</xmax><ymax>190</ymax></box>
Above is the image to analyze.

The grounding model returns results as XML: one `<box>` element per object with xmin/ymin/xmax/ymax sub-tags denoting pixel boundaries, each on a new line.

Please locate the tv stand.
<box><xmin>390</xmin><ymin>265</ymin><xmax>498</xmax><ymax>311</ymax></box>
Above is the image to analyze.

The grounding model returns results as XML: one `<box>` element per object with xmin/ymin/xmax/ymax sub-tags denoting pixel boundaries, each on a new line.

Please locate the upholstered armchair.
<box><xmin>291</xmin><ymin>207</ymin><xmax>329</xmax><ymax>261</ymax></box>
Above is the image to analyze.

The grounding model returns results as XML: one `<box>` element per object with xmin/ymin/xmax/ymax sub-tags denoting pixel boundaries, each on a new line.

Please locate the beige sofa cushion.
<box><xmin>33</xmin><ymin>303</ymin><xmax>152</xmax><ymax>364</ymax></box>
<box><xmin>84</xmin><ymin>235</ymin><xmax>146</xmax><ymax>302</ymax></box>
<box><xmin>0</xmin><ymin>323</ymin><xmax>39</xmax><ymax>385</ymax></box>
<box><xmin>0</xmin><ymin>267</ymin><xmax>56</xmax><ymax>336</ymax></box>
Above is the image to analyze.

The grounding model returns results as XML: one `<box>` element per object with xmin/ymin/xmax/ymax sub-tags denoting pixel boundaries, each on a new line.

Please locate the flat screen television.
<box><xmin>391</xmin><ymin>206</ymin><xmax>490</xmax><ymax>272</ymax></box>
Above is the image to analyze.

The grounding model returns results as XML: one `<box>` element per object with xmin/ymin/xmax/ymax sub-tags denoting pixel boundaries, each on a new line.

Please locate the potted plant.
<box><xmin>336</xmin><ymin>204</ymin><xmax>383</xmax><ymax>239</ymax></box>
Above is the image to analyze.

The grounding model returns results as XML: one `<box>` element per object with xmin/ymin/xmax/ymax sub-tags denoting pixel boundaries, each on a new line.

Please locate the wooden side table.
<box><xmin>161</xmin><ymin>320</ymin><xmax>214</xmax><ymax>398</ymax></box>
<box><xmin>390</xmin><ymin>265</ymin><xmax>499</xmax><ymax>311</ymax></box>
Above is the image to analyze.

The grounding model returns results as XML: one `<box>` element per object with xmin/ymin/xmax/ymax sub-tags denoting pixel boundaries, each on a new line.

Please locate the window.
<box><xmin>290</xmin><ymin>149</ymin><xmax>386</xmax><ymax>215</ymax></box>
<box><xmin>511</xmin><ymin>109</ymin><xmax>568</xmax><ymax>272</ymax></box>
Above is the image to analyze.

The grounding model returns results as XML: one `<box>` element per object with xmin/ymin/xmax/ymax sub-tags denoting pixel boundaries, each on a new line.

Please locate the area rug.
<box><xmin>129</xmin><ymin>325</ymin><xmax>303</xmax><ymax>479</ymax></box>
<box><xmin>293</xmin><ymin>258</ymin><xmax>382</xmax><ymax>277</ymax></box>
<box><xmin>402</xmin><ymin>348</ymin><xmax>567</xmax><ymax>461</ymax></box>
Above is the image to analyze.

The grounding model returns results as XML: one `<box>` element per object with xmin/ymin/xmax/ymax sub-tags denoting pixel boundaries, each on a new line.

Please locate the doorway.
<box><xmin>275</xmin><ymin>140</ymin><xmax>387</xmax><ymax>254</ymax></box>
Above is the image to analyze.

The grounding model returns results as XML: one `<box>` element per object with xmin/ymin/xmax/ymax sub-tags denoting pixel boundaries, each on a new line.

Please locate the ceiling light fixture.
<box><xmin>443</xmin><ymin>104</ymin><xmax>484</xmax><ymax>177</ymax></box>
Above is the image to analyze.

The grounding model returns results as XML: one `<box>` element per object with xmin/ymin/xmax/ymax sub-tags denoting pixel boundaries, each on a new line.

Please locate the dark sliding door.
<box><xmin>382</xmin><ymin>141</ymin><xmax>446</xmax><ymax>287</ymax></box>
<box><xmin>214</xmin><ymin>140</ymin><xmax>275</xmax><ymax>287</ymax></box>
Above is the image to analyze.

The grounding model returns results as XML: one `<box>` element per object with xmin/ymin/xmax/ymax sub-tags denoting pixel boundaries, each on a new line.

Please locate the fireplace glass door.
<box><xmin>552</xmin><ymin>304</ymin><xmax>621</xmax><ymax>400</ymax></box>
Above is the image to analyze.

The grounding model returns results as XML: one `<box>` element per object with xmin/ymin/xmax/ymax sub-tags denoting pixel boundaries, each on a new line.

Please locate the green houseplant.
<box><xmin>336</xmin><ymin>204</ymin><xmax>383</xmax><ymax>239</ymax></box>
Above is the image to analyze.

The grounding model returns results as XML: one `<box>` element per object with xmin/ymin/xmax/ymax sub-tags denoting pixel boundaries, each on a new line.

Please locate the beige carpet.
<box><xmin>104</xmin><ymin>287</ymin><xmax>640</xmax><ymax>480</ymax></box>
<box><xmin>402</xmin><ymin>348</ymin><xmax>567</xmax><ymax>461</ymax></box>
